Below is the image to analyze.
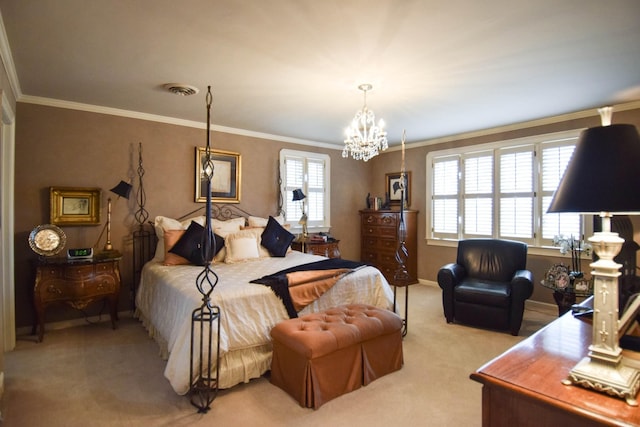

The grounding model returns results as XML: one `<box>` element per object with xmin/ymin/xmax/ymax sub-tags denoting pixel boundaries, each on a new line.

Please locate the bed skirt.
<box><xmin>135</xmin><ymin>309</ymin><xmax>274</xmax><ymax>393</ymax></box>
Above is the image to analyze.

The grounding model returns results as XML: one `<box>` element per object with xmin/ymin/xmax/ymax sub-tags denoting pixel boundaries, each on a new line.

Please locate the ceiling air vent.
<box><xmin>163</xmin><ymin>83</ymin><xmax>199</xmax><ymax>96</ymax></box>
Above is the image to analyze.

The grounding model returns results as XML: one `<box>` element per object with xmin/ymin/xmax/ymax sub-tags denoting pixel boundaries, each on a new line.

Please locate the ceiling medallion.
<box><xmin>342</xmin><ymin>83</ymin><xmax>388</xmax><ymax>162</ymax></box>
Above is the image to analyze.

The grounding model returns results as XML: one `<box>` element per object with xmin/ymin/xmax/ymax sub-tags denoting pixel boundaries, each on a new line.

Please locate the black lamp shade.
<box><xmin>292</xmin><ymin>189</ymin><xmax>306</xmax><ymax>201</ymax></box>
<box><xmin>548</xmin><ymin>124</ymin><xmax>640</xmax><ymax>214</ymax></box>
<box><xmin>110</xmin><ymin>180</ymin><xmax>133</xmax><ymax>200</ymax></box>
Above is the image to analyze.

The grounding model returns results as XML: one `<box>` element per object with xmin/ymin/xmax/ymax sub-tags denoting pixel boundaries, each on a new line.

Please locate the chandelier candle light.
<box><xmin>342</xmin><ymin>83</ymin><xmax>388</xmax><ymax>161</ymax></box>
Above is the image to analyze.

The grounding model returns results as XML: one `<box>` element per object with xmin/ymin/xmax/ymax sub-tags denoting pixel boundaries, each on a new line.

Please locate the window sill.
<box><xmin>426</xmin><ymin>238</ymin><xmax>569</xmax><ymax>258</ymax></box>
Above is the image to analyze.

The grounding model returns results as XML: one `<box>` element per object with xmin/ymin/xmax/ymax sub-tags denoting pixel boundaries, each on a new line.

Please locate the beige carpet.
<box><xmin>1</xmin><ymin>284</ymin><xmax>555</xmax><ymax>427</ymax></box>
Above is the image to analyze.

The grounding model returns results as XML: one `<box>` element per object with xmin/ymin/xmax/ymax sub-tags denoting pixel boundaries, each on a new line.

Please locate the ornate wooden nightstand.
<box><xmin>33</xmin><ymin>255</ymin><xmax>121</xmax><ymax>342</ymax></box>
<box><xmin>292</xmin><ymin>238</ymin><xmax>341</xmax><ymax>259</ymax></box>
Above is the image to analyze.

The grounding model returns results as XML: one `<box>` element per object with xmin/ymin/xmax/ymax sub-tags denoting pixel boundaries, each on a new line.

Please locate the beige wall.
<box><xmin>12</xmin><ymin>101</ymin><xmax>640</xmax><ymax>329</ymax></box>
<box><xmin>13</xmin><ymin>102</ymin><xmax>370</xmax><ymax>328</ymax></box>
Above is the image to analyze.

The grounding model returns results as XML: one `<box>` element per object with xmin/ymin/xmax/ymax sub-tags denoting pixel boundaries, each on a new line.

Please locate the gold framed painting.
<box><xmin>195</xmin><ymin>147</ymin><xmax>241</xmax><ymax>203</ymax></box>
<box><xmin>386</xmin><ymin>171</ymin><xmax>411</xmax><ymax>207</ymax></box>
<box><xmin>50</xmin><ymin>187</ymin><xmax>101</xmax><ymax>225</ymax></box>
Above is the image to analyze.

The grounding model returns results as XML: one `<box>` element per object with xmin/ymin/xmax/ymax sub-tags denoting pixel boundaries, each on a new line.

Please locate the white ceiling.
<box><xmin>1</xmin><ymin>0</ymin><xmax>639</xmax><ymax>147</ymax></box>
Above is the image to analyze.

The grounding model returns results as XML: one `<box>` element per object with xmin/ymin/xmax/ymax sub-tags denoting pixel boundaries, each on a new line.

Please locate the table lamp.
<box><xmin>548</xmin><ymin>107</ymin><xmax>640</xmax><ymax>405</ymax></box>
<box><xmin>292</xmin><ymin>188</ymin><xmax>308</xmax><ymax>238</ymax></box>
<box><xmin>95</xmin><ymin>180</ymin><xmax>132</xmax><ymax>254</ymax></box>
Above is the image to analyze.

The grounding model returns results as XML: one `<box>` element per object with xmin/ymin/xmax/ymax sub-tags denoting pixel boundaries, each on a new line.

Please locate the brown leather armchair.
<box><xmin>437</xmin><ymin>239</ymin><xmax>533</xmax><ymax>336</ymax></box>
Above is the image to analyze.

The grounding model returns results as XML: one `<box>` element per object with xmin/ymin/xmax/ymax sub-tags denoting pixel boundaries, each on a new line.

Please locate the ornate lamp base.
<box><xmin>563</xmin><ymin>356</ymin><xmax>640</xmax><ymax>406</ymax></box>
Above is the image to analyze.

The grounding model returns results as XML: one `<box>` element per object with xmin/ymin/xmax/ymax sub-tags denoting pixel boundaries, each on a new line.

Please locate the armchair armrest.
<box><xmin>437</xmin><ymin>263</ymin><xmax>466</xmax><ymax>291</ymax></box>
<box><xmin>511</xmin><ymin>269</ymin><xmax>534</xmax><ymax>301</ymax></box>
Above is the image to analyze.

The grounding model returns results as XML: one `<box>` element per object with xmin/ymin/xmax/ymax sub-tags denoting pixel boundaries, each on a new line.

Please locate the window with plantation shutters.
<box><xmin>280</xmin><ymin>149</ymin><xmax>331</xmax><ymax>232</ymax></box>
<box><xmin>426</xmin><ymin>129</ymin><xmax>583</xmax><ymax>248</ymax></box>
<box><xmin>432</xmin><ymin>156</ymin><xmax>460</xmax><ymax>239</ymax></box>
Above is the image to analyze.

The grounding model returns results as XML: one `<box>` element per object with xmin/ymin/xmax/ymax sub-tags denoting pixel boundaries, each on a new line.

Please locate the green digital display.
<box><xmin>67</xmin><ymin>248</ymin><xmax>93</xmax><ymax>259</ymax></box>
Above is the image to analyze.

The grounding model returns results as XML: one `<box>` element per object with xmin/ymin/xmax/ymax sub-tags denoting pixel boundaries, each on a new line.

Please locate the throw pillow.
<box><xmin>169</xmin><ymin>221</ymin><xmax>223</xmax><ymax>266</ymax></box>
<box><xmin>261</xmin><ymin>215</ymin><xmax>295</xmax><ymax>257</ymax></box>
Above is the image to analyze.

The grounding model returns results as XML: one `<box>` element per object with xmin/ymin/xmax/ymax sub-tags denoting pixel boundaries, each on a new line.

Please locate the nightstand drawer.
<box><xmin>63</xmin><ymin>264</ymin><xmax>95</xmax><ymax>280</ymax></box>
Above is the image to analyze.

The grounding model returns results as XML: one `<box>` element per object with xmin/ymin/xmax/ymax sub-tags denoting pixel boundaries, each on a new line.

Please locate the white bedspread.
<box><xmin>135</xmin><ymin>251</ymin><xmax>394</xmax><ymax>394</ymax></box>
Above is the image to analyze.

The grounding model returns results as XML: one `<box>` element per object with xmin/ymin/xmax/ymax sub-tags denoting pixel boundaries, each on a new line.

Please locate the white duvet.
<box><xmin>135</xmin><ymin>251</ymin><xmax>395</xmax><ymax>394</ymax></box>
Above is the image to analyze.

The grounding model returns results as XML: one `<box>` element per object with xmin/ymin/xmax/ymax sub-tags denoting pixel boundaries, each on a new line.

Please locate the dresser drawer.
<box><xmin>362</xmin><ymin>212</ymin><xmax>397</xmax><ymax>227</ymax></box>
<box><xmin>362</xmin><ymin>225</ymin><xmax>397</xmax><ymax>238</ymax></box>
<box><xmin>363</xmin><ymin>236</ymin><xmax>397</xmax><ymax>252</ymax></box>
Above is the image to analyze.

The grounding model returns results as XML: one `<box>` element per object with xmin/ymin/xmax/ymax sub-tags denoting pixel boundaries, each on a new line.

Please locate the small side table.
<box><xmin>292</xmin><ymin>238</ymin><xmax>341</xmax><ymax>259</ymax></box>
<box><xmin>540</xmin><ymin>264</ymin><xmax>592</xmax><ymax>316</ymax></box>
<box><xmin>33</xmin><ymin>255</ymin><xmax>121</xmax><ymax>342</ymax></box>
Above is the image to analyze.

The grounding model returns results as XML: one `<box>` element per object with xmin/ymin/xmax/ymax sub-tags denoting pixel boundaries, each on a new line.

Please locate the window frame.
<box><xmin>426</xmin><ymin>129</ymin><xmax>591</xmax><ymax>252</ymax></box>
<box><xmin>279</xmin><ymin>149</ymin><xmax>331</xmax><ymax>234</ymax></box>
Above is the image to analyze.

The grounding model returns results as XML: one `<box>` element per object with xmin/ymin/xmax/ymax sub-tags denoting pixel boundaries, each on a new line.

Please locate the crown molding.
<box><xmin>18</xmin><ymin>94</ymin><xmax>340</xmax><ymax>151</ymax></box>
<box><xmin>391</xmin><ymin>100</ymin><xmax>640</xmax><ymax>151</ymax></box>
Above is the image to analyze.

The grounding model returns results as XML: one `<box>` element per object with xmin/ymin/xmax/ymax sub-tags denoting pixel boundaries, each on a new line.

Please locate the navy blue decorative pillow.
<box><xmin>169</xmin><ymin>221</ymin><xmax>224</xmax><ymax>265</ymax></box>
<box><xmin>261</xmin><ymin>216</ymin><xmax>295</xmax><ymax>257</ymax></box>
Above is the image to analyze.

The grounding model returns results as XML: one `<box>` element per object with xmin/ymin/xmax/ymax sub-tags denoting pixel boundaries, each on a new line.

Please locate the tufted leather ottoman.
<box><xmin>270</xmin><ymin>303</ymin><xmax>403</xmax><ymax>409</ymax></box>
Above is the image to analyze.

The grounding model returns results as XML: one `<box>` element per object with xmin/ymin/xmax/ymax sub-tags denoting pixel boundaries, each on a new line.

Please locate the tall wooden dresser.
<box><xmin>359</xmin><ymin>209</ymin><xmax>418</xmax><ymax>286</ymax></box>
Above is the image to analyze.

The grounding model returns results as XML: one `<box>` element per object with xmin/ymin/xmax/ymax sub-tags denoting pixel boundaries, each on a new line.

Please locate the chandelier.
<box><xmin>342</xmin><ymin>83</ymin><xmax>388</xmax><ymax>161</ymax></box>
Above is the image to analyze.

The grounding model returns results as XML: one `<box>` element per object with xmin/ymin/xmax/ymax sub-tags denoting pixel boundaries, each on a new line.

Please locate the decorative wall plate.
<box><xmin>29</xmin><ymin>224</ymin><xmax>66</xmax><ymax>256</ymax></box>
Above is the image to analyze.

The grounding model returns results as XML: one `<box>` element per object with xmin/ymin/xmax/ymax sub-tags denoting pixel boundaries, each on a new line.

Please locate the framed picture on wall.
<box><xmin>50</xmin><ymin>187</ymin><xmax>101</xmax><ymax>225</ymax></box>
<box><xmin>195</xmin><ymin>147</ymin><xmax>241</xmax><ymax>203</ymax></box>
<box><xmin>386</xmin><ymin>171</ymin><xmax>411</xmax><ymax>207</ymax></box>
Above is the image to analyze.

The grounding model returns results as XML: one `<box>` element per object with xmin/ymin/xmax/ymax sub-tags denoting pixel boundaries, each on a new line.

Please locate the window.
<box><xmin>427</xmin><ymin>130</ymin><xmax>583</xmax><ymax>247</ymax></box>
<box><xmin>279</xmin><ymin>149</ymin><xmax>331</xmax><ymax>232</ymax></box>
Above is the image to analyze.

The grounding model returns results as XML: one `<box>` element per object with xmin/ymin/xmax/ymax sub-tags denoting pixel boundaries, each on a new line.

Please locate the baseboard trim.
<box><xmin>15</xmin><ymin>310</ymin><xmax>135</xmax><ymax>339</ymax></box>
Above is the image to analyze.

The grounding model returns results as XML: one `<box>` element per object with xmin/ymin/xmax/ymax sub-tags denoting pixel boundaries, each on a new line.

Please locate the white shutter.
<box><xmin>432</xmin><ymin>156</ymin><xmax>460</xmax><ymax>237</ymax></box>
<box><xmin>306</xmin><ymin>159</ymin><xmax>324</xmax><ymax>224</ymax></box>
<box><xmin>284</xmin><ymin>156</ymin><xmax>304</xmax><ymax>221</ymax></box>
<box><xmin>541</xmin><ymin>143</ymin><xmax>580</xmax><ymax>241</ymax></box>
<box><xmin>499</xmin><ymin>148</ymin><xmax>534</xmax><ymax>240</ymax></box>
<box><xmin>463</xmin><ymin>153</ymin><xmax>493</xmax><ymax>236</ymax></box>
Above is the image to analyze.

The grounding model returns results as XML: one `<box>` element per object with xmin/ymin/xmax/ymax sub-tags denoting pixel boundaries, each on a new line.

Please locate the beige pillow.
<box><xmin>224</xmin><ymin>228</ymin><xmax>270</xmax><ymax>262</ymax></box>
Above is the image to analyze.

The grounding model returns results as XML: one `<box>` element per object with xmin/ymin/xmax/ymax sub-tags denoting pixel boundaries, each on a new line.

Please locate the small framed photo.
<box><xmin>195</xmin><ymin>147</ymin><xmax>241</xmax><ymax>203</ymax></box>
<box><xmin>50</xmin><ymin>187</ymin><xmax>101</xmax><ymax>225</ymax></box>
<box><xmin>386</xmin><ymin>171</ymin><xmax>411</xmax><ymax>207</ymax></box>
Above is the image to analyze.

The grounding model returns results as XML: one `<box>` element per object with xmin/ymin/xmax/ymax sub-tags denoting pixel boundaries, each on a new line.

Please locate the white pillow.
<box><xmin>247</xmin><ymin>215</ymin><xmax>285</xmax><ymax>228</ymax></box>
<box><xmin>213</xmin><ymin>217</ymin><xmax>246</xmax><ymax>237</ymax></box>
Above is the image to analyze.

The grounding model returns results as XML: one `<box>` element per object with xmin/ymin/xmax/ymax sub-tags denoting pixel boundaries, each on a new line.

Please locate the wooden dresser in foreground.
<box><xmin>33</xmin><ymin>256</ymin><xmax>121</xmax><ymax>342</ymax></box>
<box><xmin>471</xmin><ymin>304</ymin><xmax>640</xmax><ymax>426</ymax></box>
<box><xmin>359</xmin><ymin>209</ymin><xmax>418</xmax><ymax>286</ymax></box>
